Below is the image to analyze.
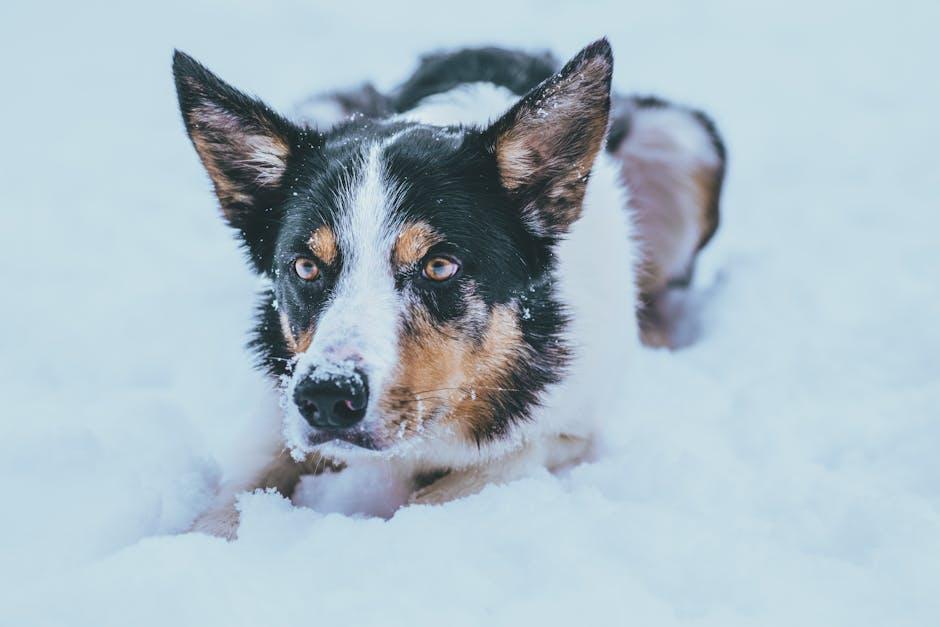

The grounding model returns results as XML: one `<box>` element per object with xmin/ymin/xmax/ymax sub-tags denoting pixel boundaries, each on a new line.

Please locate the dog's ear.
<box><xmin>173</xmin><ymin>50</ymin><xmax>305</xmax><ymax>271</ymax></box>
<box><xmin>484</xmin><ymin>38</ymin><xmax>613</xmax><ymax>235</ymax></box>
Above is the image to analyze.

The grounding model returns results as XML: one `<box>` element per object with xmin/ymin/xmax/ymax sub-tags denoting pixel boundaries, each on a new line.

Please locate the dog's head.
<box><xmin>173</xmin><ymin>40</ymin><xmax>612</xmax><ymax>459</ymax></box>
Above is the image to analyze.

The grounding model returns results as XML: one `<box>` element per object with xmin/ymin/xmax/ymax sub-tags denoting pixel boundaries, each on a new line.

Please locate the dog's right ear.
<box><xmin>173</xmin><ymin>50</ymin><xmax>308</xmax><ymax>271</ymax></box>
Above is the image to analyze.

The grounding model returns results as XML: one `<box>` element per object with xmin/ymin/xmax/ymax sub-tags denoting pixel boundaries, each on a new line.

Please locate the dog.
<box><xmin>173</xmin><ymin>38</ymin><xmax>725</xmax><ymax>538</ymax></box>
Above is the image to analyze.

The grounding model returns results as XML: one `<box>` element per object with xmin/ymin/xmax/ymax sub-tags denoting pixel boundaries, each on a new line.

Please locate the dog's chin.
<box><xmin>305</xmin><ymin>425</ymin><xmax>436</xmax><ymax>462</ymax></box>
<box><xmin>307</xmin><ymin>428</ymin><xmax>381</xmax><ymax>452</ymax></box>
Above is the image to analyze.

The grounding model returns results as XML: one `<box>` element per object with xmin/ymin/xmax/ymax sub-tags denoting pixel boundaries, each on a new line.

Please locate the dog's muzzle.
<box><xmin>291</xmin><ymin>367</ymin><xmax>379</xmax><ymax>450</ymax></box>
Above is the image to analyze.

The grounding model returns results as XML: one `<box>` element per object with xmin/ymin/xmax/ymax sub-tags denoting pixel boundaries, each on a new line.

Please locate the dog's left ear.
<box><xmin>173</xmin><ymin>50</ymin><xmax>305</xmax><ymax>271</ymax></box>
<box><xmin>484</xmin><ymin>38</ymin><xmax>613</xmax><ymax>235</ymax></box>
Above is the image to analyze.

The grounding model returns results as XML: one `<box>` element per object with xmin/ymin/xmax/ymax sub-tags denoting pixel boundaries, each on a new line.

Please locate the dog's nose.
<box><xmin>293</xmin><ymin>370</ymin><xmax>369</xmax><ymax>430</ymax></box>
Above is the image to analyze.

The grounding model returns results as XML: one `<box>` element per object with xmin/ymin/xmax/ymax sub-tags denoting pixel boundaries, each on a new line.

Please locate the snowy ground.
<box><xmin>1</xmin><ymin>1</ymin><xmax>938</xmax><ymax>625</ymax></box>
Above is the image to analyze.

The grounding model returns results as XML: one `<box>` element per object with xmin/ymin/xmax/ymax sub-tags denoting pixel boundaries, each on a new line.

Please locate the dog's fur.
<box><xmin>173</xmin><ymin>39</ymin><xmax>725</xmax><ymax>538</ymax></box>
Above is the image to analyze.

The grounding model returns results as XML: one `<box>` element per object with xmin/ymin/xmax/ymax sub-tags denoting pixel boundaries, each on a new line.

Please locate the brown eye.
<box><xmin>293</xmin><ymin>257</ymin><xmax>320</xmax><ymax>281</ymax></box>
<box><xmin>422</xmin><ymin>256</ymin><xmax>460</xmax><ymax>282</ymax></box>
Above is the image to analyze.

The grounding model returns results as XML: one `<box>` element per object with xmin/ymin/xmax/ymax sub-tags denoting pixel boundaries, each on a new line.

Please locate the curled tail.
<box><xmin>606</xmin><ymin>95</ymin><xmax>727</xmax><ymax>347</ymax></box>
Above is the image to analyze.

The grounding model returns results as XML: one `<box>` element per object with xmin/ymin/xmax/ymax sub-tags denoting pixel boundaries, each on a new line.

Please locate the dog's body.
<box><xmin>174</xmin><ymin>40</ymin><xmax>725</xmax><ymax>538</ymax></box>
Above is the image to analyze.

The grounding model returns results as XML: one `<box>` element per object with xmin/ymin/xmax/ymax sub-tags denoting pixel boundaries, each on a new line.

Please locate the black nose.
<box><xmin>293</xmin><ymin>371</ymin><xmax>369</xmax><ymax>429</ymax></box>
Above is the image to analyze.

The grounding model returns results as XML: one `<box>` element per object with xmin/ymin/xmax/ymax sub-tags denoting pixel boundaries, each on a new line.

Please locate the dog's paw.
<box><xmin>189</xmin><ymin>505</ymin><xmax>240</xmax><ymax>541</ymax></box>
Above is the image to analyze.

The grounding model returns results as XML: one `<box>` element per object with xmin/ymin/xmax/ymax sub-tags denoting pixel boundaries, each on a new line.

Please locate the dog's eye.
<box><xmin>422</xmin><ymin>256</ymin><xmax>460</xmax><ymax>282</ymax></box>
<box><xmin>293</xmin><ymin>257</ymin><xmax>321</xmax><ymax>281</ymax></box>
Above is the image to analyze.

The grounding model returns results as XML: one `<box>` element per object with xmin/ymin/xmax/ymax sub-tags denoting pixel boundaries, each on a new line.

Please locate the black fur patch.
<box><xmin>391</xmin><ymin>47</ymin><xmax>558</xmax><ymax>111</ymax></box>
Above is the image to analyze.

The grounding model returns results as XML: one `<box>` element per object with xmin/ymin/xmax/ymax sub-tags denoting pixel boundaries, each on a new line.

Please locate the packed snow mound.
<box><xmin>1</xmin><ymin>1</ymin><xmax>938</xmax><ymax>625</ymax></box>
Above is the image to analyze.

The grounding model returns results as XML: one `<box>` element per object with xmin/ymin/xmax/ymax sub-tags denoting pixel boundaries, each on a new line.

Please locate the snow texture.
<box><xmin>1</xmin><ymin>1</ymin><xmax>938</xmax><ymax>625</ymax></box>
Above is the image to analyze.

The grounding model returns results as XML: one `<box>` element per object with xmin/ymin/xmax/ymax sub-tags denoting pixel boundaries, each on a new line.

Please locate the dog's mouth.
<box><xmin>307</xmin><ymin>427</ymin><xmax>379</xmax><ymax>451</ymax></box>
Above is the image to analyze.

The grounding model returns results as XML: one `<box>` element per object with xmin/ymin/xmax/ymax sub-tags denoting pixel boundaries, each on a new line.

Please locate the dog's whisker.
<box><xmin>405</xmin><ymin>386</ymin><xmax>524</xmax><ymax>397</ymax></box>
<box><xmin>386</xmin><ymin>396</ymin><xmax>452</xmax><ymax>405</ymax></box>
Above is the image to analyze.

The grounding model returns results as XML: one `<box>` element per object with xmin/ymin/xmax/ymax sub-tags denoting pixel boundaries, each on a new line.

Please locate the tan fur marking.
<box><xmin>379</xmin><ymin>309</ymin><xmax>468</xmax><ymax>438</ymax></box>
<box><xmin>495</xmin><ymin>137</ymin><xmax>535</xmax><ymax>192</ymax></box>
<box><xmin>393</xmin><ymin>222</ymin><xmax>442</xmax><ymax>267</ymax></box>
<box><xmin>279</xmin><ymin>312</ymin><xmax>314</xmax><ymax>355</ymax></box>
<box><xmin>453</xmin><ymin>304</ymin><xmax>524</xmax><ymax>437</ymax></box>
<box><xmin>378</xmin><ymin>302</ymin><xmax>524</xmax><ymax>444</ymax></box>
<box><xmin>307</xmin><ymin>225</ymin><xmax>337</xmax><ymax>265</ymax></box>
<box><xmin>694</xmin><ymin>167</ymin><xmax>722</xmax><ymax>249</ymax></box>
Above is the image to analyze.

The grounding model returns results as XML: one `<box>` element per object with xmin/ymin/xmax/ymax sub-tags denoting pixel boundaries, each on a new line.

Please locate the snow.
<box><xmin>1</xmin><ymin>1</ymin><xmax>939</xmax><ymax>625</ymax></box>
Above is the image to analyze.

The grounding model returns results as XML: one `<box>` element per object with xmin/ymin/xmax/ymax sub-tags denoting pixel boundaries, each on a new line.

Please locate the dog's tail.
<box><xmin>606</xmin><ymin>96</ymin><xmax>727</xmax><ymax>347</ymax></box>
